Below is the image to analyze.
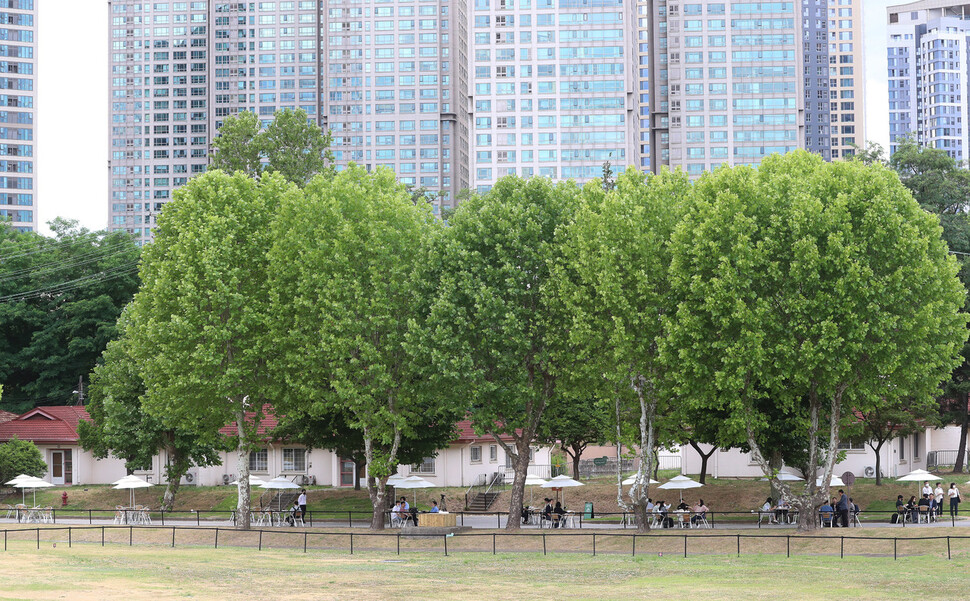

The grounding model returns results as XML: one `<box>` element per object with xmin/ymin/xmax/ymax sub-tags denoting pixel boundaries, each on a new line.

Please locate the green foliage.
<box><xmin>79</xmin><ymin>311</ymin><xmax>224</xmax><ymax>508</ymax></box>
<box><xmin>128</xmin><ymin>170</ymin><xmax>291</xmax><ymax>439</ymax></box>
<box><xmin>0</xmin><ymin>436</ymin><xmax>46</xmax><ymax>483</ymax></box>
<box><xmin>209</xmin><ymin>109</ymin><xmax>333</xmax><ymax>186</ymax></box>
<box><xmin>267</xmin><ymin>166</ymin><xmax>455</xmax><ymax>523</ymax></box>
<box><xmin>0</xmin><ymin>219</ymin><xmax>141</xmax><ymax>413</ymax></box>
<box><xmin>662</xmin><ymin>151</ymin><xmax>968</xmax><ymax>522</ymax></box>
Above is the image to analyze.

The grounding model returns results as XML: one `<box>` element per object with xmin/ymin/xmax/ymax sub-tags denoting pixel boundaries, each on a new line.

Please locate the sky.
<box><xmin>36</xmin><ymin>0</ymin><xmax>898</xmax><ymax>235</ymax></box>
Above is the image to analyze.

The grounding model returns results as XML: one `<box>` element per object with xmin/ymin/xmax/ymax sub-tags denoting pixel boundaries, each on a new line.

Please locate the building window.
<box><xmin>913</xmin><ymin>433</ymin><xmax>921</xmax><ymax>459</ymax></box>
<box><xmin>282</xmin><ymin>448</ymin><xmax>306</xmax><ymax>472</ymax></box>
<box><xmin>414</xmin><ymin>457</ymin><xmax>435</xmax><ymax>474</ymax></box>
<box><xmin>249</xmin><ymin>449</ymin><xmax>268</xmax><ymax>472</ymax></box>
<box><xmin>899</xmin><ymin>437</ymin><xmax>906</xmax><ymax>461</ymax></box>
<box><xmin>837</xmin><ymin>441</ymin><xmax>865</xmax><ymax>451</ymax></box>
<box><xmin>470</xmin><ymin>445</ymin><xmax>482</xmax><ymax>463</ymax></box>
<box><xmin>490</xmin><ymin>445</ymin><xmax>498</xmax><ymax>462</ymax></box>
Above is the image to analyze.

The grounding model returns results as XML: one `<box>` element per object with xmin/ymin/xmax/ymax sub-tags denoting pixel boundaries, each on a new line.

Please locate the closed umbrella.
<box><xmin>541</xmin><ymin>474</ymin><xmax>585</xmax><ymax>507</ymax></box>
<box><xmin>657</xmin><ymin>475</ymin><xmax>703</xmax><ymax>503</ymax></box>
<box><xmin>258</xmin><ymin>476</ymin><xmax>301</xmax><ymax>511</ymax></box>
<box><xmin>112</xmin><ymin>475</ymin><xmax>153</xmax><ymax>507</ymax></box>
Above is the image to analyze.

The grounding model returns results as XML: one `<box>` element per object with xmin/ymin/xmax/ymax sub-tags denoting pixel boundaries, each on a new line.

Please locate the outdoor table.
<box><xmin>420</xmin><ymin>512</ymin><xmax>457</xmax><ymax>528</ymax></box>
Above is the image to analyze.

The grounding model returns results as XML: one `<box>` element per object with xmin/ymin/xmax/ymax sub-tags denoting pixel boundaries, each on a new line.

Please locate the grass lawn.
<box><xmin>0</xmin><ymin>535</ymin><xmax>969</xmax><ymax>601</ymax></box>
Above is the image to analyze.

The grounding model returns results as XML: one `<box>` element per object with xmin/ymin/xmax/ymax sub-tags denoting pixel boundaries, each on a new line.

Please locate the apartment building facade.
<box><xmin>0</xmin><ymin>0</ymin><xmax>36</xmax><ymax>233</ymax></box>
<box><xmin>108</xmin><ymin>0</ymin><xmax>468</xmax><ymax>243</ymax></box>
<box><xmin>887</xmin><ymin>1</ymin><xmax>970</xmax><ymax>161</ymax></box>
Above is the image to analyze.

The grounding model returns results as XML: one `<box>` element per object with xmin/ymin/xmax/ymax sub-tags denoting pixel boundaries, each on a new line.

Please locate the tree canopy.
<box><xmin>0</xmin><ymin>220</ymin><xmax>141</xmax><ymax>413</ymax></box>
<box><xmin>662</xmin><ymin>151</ymin><xmax>968</xmax><ymax>530</ymax></box>
<box><xmin>0</xmin><ymin>436</ymin><xmax>45</xmax><ymax>484</ymax></box>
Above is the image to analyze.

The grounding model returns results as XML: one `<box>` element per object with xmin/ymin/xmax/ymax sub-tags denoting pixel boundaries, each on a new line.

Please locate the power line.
<box><xmin>0</xmin><ymin>262</ymin><xmax>140</xmax><ymax>303</ymax></box>
<box><xmin>0</xmin><ymin>233</ymin><xmax>132</xmax><ymax>263</ymax></box>
<box><xmin>0</xmin><ymin>244</ymin><xmax>136</xmax><ymax>284</ymax></box>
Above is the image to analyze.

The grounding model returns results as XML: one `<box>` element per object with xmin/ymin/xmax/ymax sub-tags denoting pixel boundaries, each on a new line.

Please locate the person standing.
<box><xmin>836</xmin><ymin>490</ymin><xmax>850</xmax><ymax>528</ymax></box>
<box><xmin>297</xmin><ymin>489</ymin><xmax>307</xmax><ymax>520</ymax></box>
<box><xmin>935</xmin><ymin>483</ymin><xmax>945</xmax><ymax>517</ymax></box>
<box><xmin>922</xmin><ymin>481</ymin><xmax>933</xmax><ymax>499</ymax></box>
<box><xmin>949</xmin><ymin>483</ymin><xmax>961</xmax><ymax>518</ymax></box>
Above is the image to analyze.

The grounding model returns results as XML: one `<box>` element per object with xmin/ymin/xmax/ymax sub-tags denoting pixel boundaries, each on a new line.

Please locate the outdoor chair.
<box><xmin>819</xmin><ymin>511</ymin><xmax>835</xmax><ymax>527</ymax></box>
<box><xmin>918</xmin><ymin>506</ymin><xmax>931</xmax><ymax>524</ymax></box>
<box><xmin>1</xmin><ymin>504</ymin><xmax>13</xmax><ymax>519</ymax></box>
<box><xmin>39</xmin><ymin>506</ymin><xmax>53</xmax><ymax>524</ymax></box>
<box><xmin>691</xmin><ymin>513</ymin><xmax>711</xmax><ymax>529</ymax></box>
<box><xmin>112</xmin><ymin>505</ymin><xmax>127</xmax><ymax>525</ymax></box>
<box><xmin>852</xmin><ymin>510</ymin><xmax>862</xmax><ymax>528</ymax></box>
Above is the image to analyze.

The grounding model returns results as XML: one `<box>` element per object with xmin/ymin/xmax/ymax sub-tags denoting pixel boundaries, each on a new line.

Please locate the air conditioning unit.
<box><xmin>864</xmin><ymin>466</ymin><xmax>878</xmax><ymax>478</ymax></box>
<box><xmin>223</xmin><ymin>473</ymin><xmax>234</xmax><ymax>485</ymax></box>
<box><xmin>182</xmin><ymin>469</ymin><xmax>199</xmax><ymax>486</ymax></box>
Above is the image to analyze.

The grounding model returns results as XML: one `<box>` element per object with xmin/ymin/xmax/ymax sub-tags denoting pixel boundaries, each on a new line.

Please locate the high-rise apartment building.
<box><xmin>108</xmin><ymin>0</ymin><xmax>468</xmax><ymax>243</ymax></box>
<box><xmin>468</xmin><ymin>0</ymin><xmax>638</xmax><ymax>193</ymax></box>
<box><xmin>887</xmin><ymin>1</ymin><xmax>970</xmax><ymax>160</ymax></box>
<box><xmin>0</xmin><ymin>0</ymin><xmax>36</xmax><ymax>233</ymax></box>
<box><xmin>646</xmin><ymin>0</ymin><xmax>864</xmax><ymax>178</ymax></box>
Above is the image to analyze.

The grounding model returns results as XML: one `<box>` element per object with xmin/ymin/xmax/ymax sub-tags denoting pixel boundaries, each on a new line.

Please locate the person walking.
<box><xmin>836</xmin><ymin>489</ymin><xmax>850</xmax><ymax>528</ymax></box>
<box><xmin>949</xmin><ymin>483</ymin><xmax>961</xmax><ymax>518</ymax></box>
<box><xmin>297</xmin><ymin>489</ymin><xmax>307</xmax><ymax>520</ymax></box>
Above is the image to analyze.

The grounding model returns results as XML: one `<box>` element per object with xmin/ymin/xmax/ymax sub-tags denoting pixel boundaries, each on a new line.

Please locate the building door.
<box><xmin>339</xmin><ymin>459</ymin><xmax>356</xmax><ymax>487</ymax></box>
<box><xmin>50</xmin><ymin>450</ymin><xmax>72</xmax><ymax>485</ymax></box>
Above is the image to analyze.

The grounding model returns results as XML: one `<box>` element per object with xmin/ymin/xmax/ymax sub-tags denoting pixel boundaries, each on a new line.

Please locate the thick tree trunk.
<box><xmin>689</xmin><ymin>440</ymin><xmax>716</xmax><ymax>485</ymax></box>
<box><xmin>954</xmin><ymin>398</ymin><xmax>969</xmax><ymax>474</ymax></box>
<box><xmin>571</xmin><ymin>448</ymin><xmax>582</xmax><ymax>481</ymax></box>
<box><xmin>354</xmin><ymin>457</ymin><xmax>366</xmax><ymax>491</ymax></box>
<box><xmin>366</xmin><ymin>476</ymin><xmax>388</xmax><ymax>530</ymax></box>
<box><xmin>871</xmin><ymin>440</ymin><xmax>885</xmax><ymax>485</ymax></box>
<box><xmin>235</xmin><ymin>408</ymin><xmax>251</xmax><ymax>530</ymax></box>
<box><xmin>768</xmin><ymin>450</ymin><xmax>783</xmax><ymax>501</ymax></box>
<box><xmin>160</xmin><ymin>441</ymin><xmax>183</xmax><ymax>511</ymax></box>
<box><xmin>504</xmin><ymin>441</ymin><xmax>531</xmax><ymax>530</ymax></box>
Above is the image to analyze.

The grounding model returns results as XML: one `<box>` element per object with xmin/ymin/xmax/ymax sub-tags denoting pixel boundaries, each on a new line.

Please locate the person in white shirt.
<box><xmin>948</xmin><ymin>483</ymin><xmax>961</xmax><ymax>518</ymax></box>
<box><xmin>922</xmin><ymin>481</ymin><xmax>933</xmax><ymax>499</ymax></box>
<box><xmin>297</xmin><ymin>489</ymin><xmax>307</xmax><ymax>520</ymax></box>
<box><xmin>935</xmin><ymin>483</ymin><xmax>945</xmax><ymax>517</ymax></box>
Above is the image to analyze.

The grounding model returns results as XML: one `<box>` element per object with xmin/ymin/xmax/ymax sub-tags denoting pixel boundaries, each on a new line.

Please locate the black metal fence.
<box><xmin>1</xmin><ymin>524</ymin><xmax>969</xmax><ymax>560</ymax></box>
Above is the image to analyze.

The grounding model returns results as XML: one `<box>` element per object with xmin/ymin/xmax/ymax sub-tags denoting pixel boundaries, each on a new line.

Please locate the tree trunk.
<box><xmin>954</xmin><ymin>397</ymin><xmax>969</xmax><ymax>474</ymax></box>
<box><xmin>234</xmin><ymin>408</ymin><xmax>251</xmax><ymax>530</ymax></box>
<box><xmin>768</xmin><ymin>450</ymin><xmax>783</xmax><ymax>501</ymax></box>
<box><xmin>871</xmin><ymin>440</ymin><xmax>885</xmax><ymax>485</ymax></box>
<box><xmin>504</xmin><ymin>441</ymin><xmax>531</xmax><ymax>530</ymax></box>
<box><xmin>571</xmin><ymin>448</ymin><xmax>582</xmax><ymax>481</ymax></box>
<box><xmin>689</xmin><ymin>440</ymin><xmax>716</xmax><ymax>485</ymax></box>
<box><xmin>354</xmin><ymin>457</ymin><xmax>366</xmax><ymax>491</ymax></box>
<box><xmin>160</xmin><ymin>440</ymin><xmax>184</xmax><ymax>511</ymax></box>
<box><xmin>366</xmin><ymin>476</ymin><xmax>388</xmax><ymax>530</ymax></box>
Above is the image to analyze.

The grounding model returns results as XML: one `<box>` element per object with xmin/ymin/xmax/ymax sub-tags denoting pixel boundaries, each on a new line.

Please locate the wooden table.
<box><xmin>420</xmin><ymin>512</ymin><xmax>457</xmax><ymax>527</ymax></box>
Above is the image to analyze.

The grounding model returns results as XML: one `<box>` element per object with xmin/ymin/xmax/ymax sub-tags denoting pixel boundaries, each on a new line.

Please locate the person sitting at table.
<box><xmin>552</xmin><ymin>501</ymin><xmax>566</xmax><ymax>528</ymax></box>
<box><xmin>818</xmin><ymin>500</ymin><xmax>834</xmax><ymax>526</ymax></box>
<box><xmin>691</xmin><ymin>499</ymin><xmax>708</xmax><ymax>526</ymax></box>
<box><xmin>430</xmin><ymin>500</ymin><xmax>440</xmax><ymax>513</ymax></box>
<box><xmin>906</xmin><ymin>495</ymin><xmax>919</xmax><ymax>523</ymax></box>
<box><xmin>918</xmin><ymin>493</ymin><xmax>931</xmax><ymax>521</ymax></box>
<box><xmin>894</xmin><ymin>494</ymin><xmax>905</xmax><ymax>522</ymax></box>
<box><xmin>645</xmin><ymin>498</ymin><xmax>654</xmax><ymax>512</ymax></box>
<box><xmin>409</xmin><ymin>505</ymin><xmax>419</xmax><ymax>527</ymax></box>
<box><xmin>399</xmin><ymin>496</ymin><xmax>410</xmax><ymax>512</ymax></box>
<box><xmin>390</xmin><ymin>501</ymin><xmax>403</xmax><ymax>527</ymax></box>
<box><xmin>541</xmin><ymin>498</ymin><xmax>553</xmax><ymax>525</ymax></box>
<box><xmin>676</xmin><ymin>500</ymin><xmax>690</xmax><ymax>512</ymax></box>
<box><xmin>285</xmin><ymin>499</ymin><xmax>301</xmax><ymax>526</ymax></box>
<box><xmin>775</xmin><ymin>497</ymin><xmax>790</xmax><ymax>523</ymax></box>
<box><xmin>762</xmin><ymin>497</ymin><xmax>777</xmax><ymax>524</ymax></box>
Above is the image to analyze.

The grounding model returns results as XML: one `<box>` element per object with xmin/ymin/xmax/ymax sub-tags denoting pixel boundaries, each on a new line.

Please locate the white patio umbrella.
<box><xmin>524</xmin><ymin>475</ymin><xmax>547</xmax><ymax>506</ymax></box>
<box><xmin>541</xmin><ymin>475</ymin><xmax>585</xmax><ymax>508</ymax></box>
<box><xmin>387</xmin><ymin>472</ymin><xmax>408</xmax><ymax>485</ymax></box>
<box><xmin>12</xmin><ymin>476</ymin><xmax>52</xmax><ymax>506</ymax></box>
<box><xmin>621</xmin><ymin>475</ymin><xmax>660</xmax><ymax>486</ymax></box>
<box><xmin>258</xmin><ymin>476</ymin><xmax>301</xmax><ymax>511</ymax></box>
<box><xmin>897</xmin><ymin>468</ymin><xmax>942</xmax><ymax>499</ymax></box>
<box><xmin>657</xmin><ymin>475</ymin><xmax>704</xmax><ymax>503</ymax></box>
<box><xmin>814</xmin><ymin>475</ymin><xmax>845</xmax><ymax>488</ymax></box>
<box><xmin>112</xmin><ymin>475</ymin><xmax>153</xmax><ymax>507</ymax></box>
<box><xmin>394</xmin><ymin>475</ymin><xmax>436</xmax><ymax>507</ymax></box>
<box><xmin>229</xmin><ymin>475</ymin><xmax>267</xmax><ymax>487</ymax></box>
<box><xmin>761</xmin><ymin>469</ymin><xmax>805</xmax><ymax>482</ymax></box>
<box><xmin>5</xmin><ymin>474</ymin><xmax>33</xmax><ymax>485</ymax></box>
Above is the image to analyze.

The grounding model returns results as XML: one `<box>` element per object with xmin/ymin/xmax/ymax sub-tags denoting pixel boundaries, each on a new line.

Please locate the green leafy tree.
<box><xmin>851</xmin><ymin>395</ymin><xmax>940</xmax><ymax>486</ymax></box>
<box><xmin>209</xmin><ymin>108</ymin><xmax>334</xmax><ymax>186</ymax></box>
<box><xmin>556</xmin><ymin>168</ymin><xmax>688</xmax><ymax>531</ymax></box>
<box><xmin>127</xmin><ymin>171</ymin><xmax>293</xmax><ymax>529</ymax></box>
<box><xmin>535</xmin><ymin>394</ymin><xmax>611</xmax><ymax>481</ymax></box>
<box><xmin>209</xmin><ymin>111</ymin><xmax>263</xmax><ymax>178</ymax></box>
<box><xmin>0</xmin><ymin>219</ymin><xmax>141</xmax><ymax>412</ymax></box>
<box><xmin>663</xmin><ymin>151</ymin><xmax>968</xmax><ymax>531</ymax></box>
<box><xmin>267</xmin><ymin>166</ymin><xmax>454</xmax><ymax>529</ymax></box>
<box><xmin>78</xmin><ymin>312</ymin><xmax>224</xmax><ymax>510</ymax></box>
<box><xmin>0</xmin><ymin>436</ymin><xmax>46</xmax><ymax>484</ymax></box>
<box><xmin>419</xmin><ymin>176</ymin><xmax>581</xmax><ymax>530</ymax></box>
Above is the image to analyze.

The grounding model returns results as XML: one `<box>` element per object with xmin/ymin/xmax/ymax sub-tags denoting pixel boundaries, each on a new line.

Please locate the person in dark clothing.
<box><xmin>552</xmin><ymin>501</ymin><xmax>565</xmax><ymax>528</ymax></box>
<box><xmin>836</xmin><ymin>489</ymin><xmax>849</xmax><ymax>528</ymax></box>
<box><xmin>541</xmin><ymin>498</ymin><xmax>553</xmax><ymax>526</ymax></box>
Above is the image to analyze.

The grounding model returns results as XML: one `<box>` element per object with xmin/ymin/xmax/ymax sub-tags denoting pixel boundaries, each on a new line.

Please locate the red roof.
<box><xmin>0</xmin><ymin>411</ymin><xmax>16</xmax><ymax>424</ymax></box>
<box><xmin>0</xmin><ymin>406</ymin><xmax>91</xmax><ymax>445</ymax></box>
<box><xmin>218</xmin><ymin>405</ymin><xmax>279</xmax><ymax>439</ymax></box>
<box><xmin>454</xmin><ymin>420</ymin><xmax>516</xmax><ymax>444</ymax></box>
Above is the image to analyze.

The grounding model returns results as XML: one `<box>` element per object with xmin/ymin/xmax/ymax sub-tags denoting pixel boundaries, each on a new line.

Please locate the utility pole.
<box><xmin>73</xmin><ymin>377</ymin><xmax>85</xmax><ymax>405</ymax></box>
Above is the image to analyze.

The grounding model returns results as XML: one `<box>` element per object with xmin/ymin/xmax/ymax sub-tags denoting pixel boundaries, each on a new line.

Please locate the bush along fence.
<box><xmin>1</xmin><ymin>525</ymin><xmax>970</xmax><ymax>560</ymax></box>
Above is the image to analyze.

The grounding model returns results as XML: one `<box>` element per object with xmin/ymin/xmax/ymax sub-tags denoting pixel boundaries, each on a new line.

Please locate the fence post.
<box><xmin>893</xmin><ymin>538</ymin><xmax>897</xmax><ymax>560</ymax></box>
<box><xmin>632</xmin><ymin>534</ymin><xmax>636</xmax><ymax>557</ymax></box>
<box><xmin>88</xmin><ymin>509</ymin><xmax>92</xmax><ymax>525</ymax></box>
<box><xmin>172</xmin><ymin>527</ymin><xmax>176</xmax><ymax>548</ymax></box>
<box><xmin>129</xmin><ymin>526</ymin><xmax>133</xmax><ymax>546</ymax></box>
<box><xmin>4</xmin><ymin>529</ymin><xmax>6</xmax><ymax>551</ymax></box>
<box><xmin>160</xmin><ymin>510</ymin><xmax>165</xmax><ymax>527</ymax></box>
<box><xmin>684</xmin><ymin>535</ymin><xmax>687</xmax><ymax>558</ymax></box>
<box><xmin>397</xmin><ymin>533</ymin><xmax>401</xmax><ymax>555</ymax></box>
<box><xmin>711</xmin><ymin>512</ymin><xmax>715</xmax><ymax>529</ymax></box>
<box><xmin>948</xmin><ymin>536</ymin><xmax>951</xmax><ymax>560</ymax></box>
<box><xmin>304</xmin><ymin>532</ymin><xmax>307</xmax><ymax>553</ymax></box>
<box><xmin>52</xmin><ymin>509</ymin><xmax>56</xmax><ymax>524</ymax></box>
<box><xmin>497</xmin><ymin>513</ymin><xmax>501</xmax><ymax>529</ymax></box>
<box><xmin>493</xmin><ymin>533</ymin><xmax>496</xmax><ymax>555</ymax></box>
<box><xmin>215</xmin><ymin>528</ymin><xmax>219</xmax><ymax>549</ymax></box>
<box><xmin>443</xmin><ymin>534</ymin><xmax>448</xmax><ymax>556</ymax></box>
<box><xmin>736</xmin><ymin>534</ymin><xmax>740</xmax><ymax>557</ymax></box>
<box><xmin>68</xmin><ymin>527</ymin><xmax>71</xmax><ymax>548</ymax></box>
<box><xmin>350</xmin><ymin>533</ymin><xmax>354</xmax><ymax>555</ymax></box>
<box><xmin>258</xmin><ymin>530</ymin><xmax>262</xmax><ymax>551</ymax></box>
<box><xmin>840</xmin><ymin>537</ymin><xmax>843</xmax><ymax>559</ymax></box>
<box><xmin>196</xmin><ymin>511</ymin><xmax>200</xmax><ymax>527</ymax></box>
<box><xmin>592</xmin><ymin>532</ymin><xmax>596</xmax><ymax>557</ymax></box>
<box><xmin>542</xmin><ymin>533</ymin><xmax>546</xmax><ymax>556</ymax></box>
<box><xmin>101</xmin><ymin>527</ymin><xmax>104</xmax><ymax>547</ymax></box>
<box><xmin>35</xmin><ymin>528</ymin><xmax>38</xmax><ymax>550</ymax></box>
<box><xmin>786</xmin><ymin>535</ymin><xmax>790</xmax><ymax>558</ymax></box>
<box><xmin>349</xmin><ymin>511</ymin><xmax>352</xmax><ymax>528</ymax></box>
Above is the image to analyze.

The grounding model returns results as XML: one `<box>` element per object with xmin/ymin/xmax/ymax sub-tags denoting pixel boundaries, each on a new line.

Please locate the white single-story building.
<box><xmin>0</xmin><ymin>407</ymin><xmax>552</xmax><ymax>489</ymax></box>
<box><xmin>681</xmin><ymin>426</ymin><xmax>966</xmax><ymax>480</ymax></box>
